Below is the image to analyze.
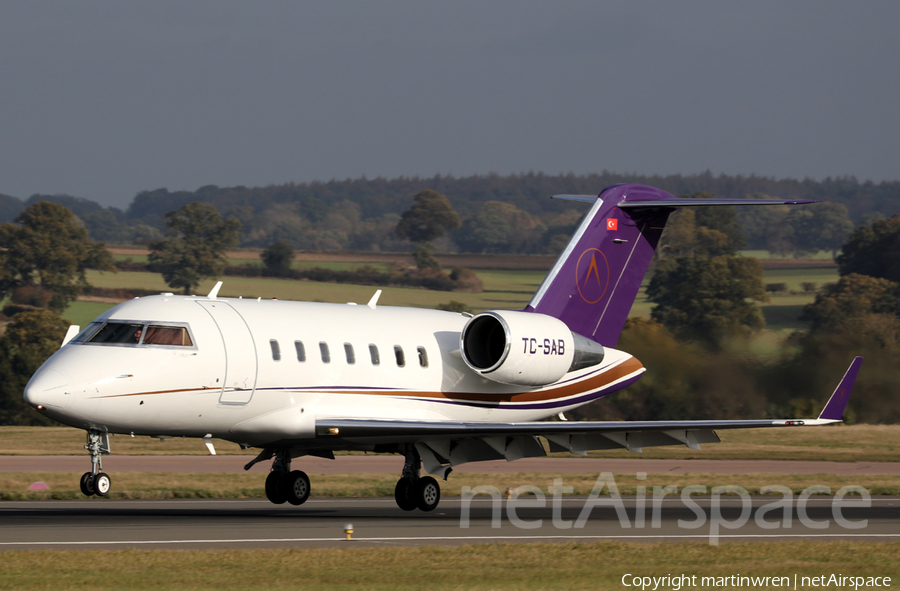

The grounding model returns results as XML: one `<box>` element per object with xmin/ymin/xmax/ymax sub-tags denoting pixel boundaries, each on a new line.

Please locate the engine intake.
<box><xmin>460</xmin><ymin>310</ymin><xmax>603</xmax><ymax>387</ymax></box>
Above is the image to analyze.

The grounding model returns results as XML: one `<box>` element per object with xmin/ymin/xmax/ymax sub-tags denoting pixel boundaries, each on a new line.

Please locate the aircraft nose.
<box><xmin>24</xmin><ymin>369</ymin><xmax>69</xmax><ymax>410</ymax></box>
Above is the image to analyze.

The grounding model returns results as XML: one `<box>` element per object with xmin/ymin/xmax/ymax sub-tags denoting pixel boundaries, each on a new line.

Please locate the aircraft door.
<box><xmin>196</xmin><ymin>300</ymin><xmax>258</xmax><ymax>405</ymax></box>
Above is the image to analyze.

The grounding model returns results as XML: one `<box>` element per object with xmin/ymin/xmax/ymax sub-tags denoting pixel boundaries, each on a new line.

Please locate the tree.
<box><xmin>799</xmin><ymin>273</ymin><xmax>900</xmax><ymax>334</ymax></box>
<box><xmin>261</xmin><ymin>240</ymin><xmax>295</xmax><ymax>277</ymax></box>
<box><xmin>0</xmin><ymin>310</ymin><xmax>68</xmax><ymax>425</ymax></box>
<box><xmin>690</xmin><ymin>192</ymin><xmax>745</xmax><ymax>253</ymax></box>
<box><xmin>148</xmin><ymin>202</ymin><xmax>241</xmax><ymax>294</ymax></box>
<box><xmin>658</xmin><ymin>193</ymin><xmax>744</xmax><ymax>260</ymax></box>
<box><xmin>0</xmin><ymin>201</ymin><xmax>113</xmax><ymax>312</ymax></box>
<box><xmin>836</xmin><ymin>215</ymin><xmax>900</xmax><ymax>282</ymax></box>
<box><xmin>413</xmin><ymin>242</ymin><xmax>441</xmax><ymax>270</ymax></box>
<box><xmin>786</xmin><ymin>202</ymin><xmax>854</xmax><ymax>258</ymax></box>
<box><xmin>658</xmin><ymin>209</ymin><xmax>732</xmax><ymax>259</ymax></box>
<box><xmin>646</xmin><ymin>255</ymin><xmax>768</xmax><ymax>348</ymax></box>
<box><xmin>738</xmin><ymin>199</ymin><xmax>794</xmax><ymax>256</ymax></box>
<box><xmin>456</xmin><ymin>201</ymin><xmax>545</xmax><ymax>254</ymax></box>
<box><xmin>395</xmin><ymin>190</ymin><xmax>461</xmax><ymax>244</ymax></box>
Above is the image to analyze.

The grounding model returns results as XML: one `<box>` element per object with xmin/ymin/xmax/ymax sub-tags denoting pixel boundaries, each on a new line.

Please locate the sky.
<box><xmin>1</xmin><ymin>1</ymin><xmax>898</xmax><ymax>208</ymax></box>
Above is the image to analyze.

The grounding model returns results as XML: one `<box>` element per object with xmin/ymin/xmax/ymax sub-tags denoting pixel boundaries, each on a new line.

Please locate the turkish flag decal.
<box><xmin>606</xmin><ymin>218</ymin><xmax>618</xmax><ymax>231</ymax></box>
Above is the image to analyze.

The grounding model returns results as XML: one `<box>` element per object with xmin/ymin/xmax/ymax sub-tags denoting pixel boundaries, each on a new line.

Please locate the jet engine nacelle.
<box><xmin>460</xmin><ymin>310</ymin><xmax>576</xmax><ymax>387</ymax></box>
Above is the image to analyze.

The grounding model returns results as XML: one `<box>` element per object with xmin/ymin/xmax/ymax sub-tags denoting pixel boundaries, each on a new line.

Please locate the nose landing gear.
<box><xmin>80</xmin><ymin>430</ymin><xmax>111</xmax><ymax>497</ymax></box>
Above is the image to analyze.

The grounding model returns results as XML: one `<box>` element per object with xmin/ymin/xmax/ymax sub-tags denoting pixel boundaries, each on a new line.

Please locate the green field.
<box><xmin>79</xmin><ymin>268</ymin><xmax>548</xmax><ymax>316</ymax></box>
<box><xmin>1</xmin><ymin>542</ymin><xmax>897</xmax><ymax>591</ymax></box>
<box><xmin>72</xmin><ymin>262</ymin><xmax>836</xmax><ymax>337</ymax></box>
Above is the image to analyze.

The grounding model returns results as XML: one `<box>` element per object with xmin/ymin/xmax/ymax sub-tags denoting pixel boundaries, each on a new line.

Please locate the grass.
<box><xmin>0</xmin><ymin>542</ymin><xmax>897</xmax><ymax>590</ymax></box>
<box><xmin>2</xmin><ymin>471</ymin><xmax>898</xmax><ymax>500</ymax></box>
<box><xmin>60</xmin><ymin>301</ymin><xmax>118</xmax><ymax>327</ymax></box>
<box><xmin>3</xmin><ymin>424</ymin><xmax>897</xmax><ymax>462</ymax></box>
<box><xmin>742</xmin><ymin>249</ymin><xmax>837</xmax><ymax>260</ymax></box>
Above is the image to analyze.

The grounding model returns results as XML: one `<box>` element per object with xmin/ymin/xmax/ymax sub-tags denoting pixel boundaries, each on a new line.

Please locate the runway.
<box><xmin>2</xmin><ymin>496</ymin><xmax>898</xmax><ymax>551</ymax></box>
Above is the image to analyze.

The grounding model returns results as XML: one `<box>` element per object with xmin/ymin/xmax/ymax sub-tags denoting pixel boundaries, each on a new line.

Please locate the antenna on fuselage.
<box><xmin>367</xmin><ymin>289</ymin><xmax>382</xmax><ymax>309</ymax></box>
<box><xmin>207</xmin><ymin>281</ymin><xmax>223</xmax><ymax>300</ymax></box>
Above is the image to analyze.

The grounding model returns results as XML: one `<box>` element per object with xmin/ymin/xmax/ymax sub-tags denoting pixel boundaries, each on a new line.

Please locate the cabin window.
<box><xmin>295</xmin><ymin>341</ymin><xmax>306</xmax><ymax>362</ymax></box>
<box><xmin>319</xmin><ymin>342</ymin><xmax>330</xmax><ymax>364</ymax></box>
<box><xmin>394</xmin><ymin>345</ymin><xmax>405</xmax><ymax>367</ymax></box>
<box><xmin>270</xmin><ymin>339</ymin><xmax>281</xmax><ymax>361</ymax></box>
<box><xmin>89</xmin><ymin>323</ymin><xmax>145</xmax><ymax>344</ymax></box>
<box><xmin>143</xmin><ymin>326</ymin><xmax>193</xmax><ymax>347</ymax></box>
<box><xmin>417</xmin><ymin>346</ymin><xmax>428</xmax><ymax>368</ymax></box>
<box><xmin>344</xmin><ymin>343</ymin><xmax>355</xmax><ymax>364</ymax></box>
<box><xmin>369</xmin><ymin>344</ymin><xmax>380</xmax><ymax>365</ymax></box>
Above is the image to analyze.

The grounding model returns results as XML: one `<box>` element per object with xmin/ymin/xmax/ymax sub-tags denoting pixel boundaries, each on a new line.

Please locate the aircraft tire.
<box><xmin>94</xmin><ymin>472</ymin><xmax>111</xmax><ymax>497</ymax></box>
<box><xmin>415</xmin><ymin>476</ymin><xmax>441</xmax><ymax>512</ymax></box>
<box><xmin>394</xmin><ymin>477</ymin><xmax>417</xmax><ymax>511</ymax></box>
<box><xmin>265</xmin><ymin>472</ymin><xmax>287</xmax><ymax>504</ymax></box>
<box><xmin>79</xmin><ymin>472</ymin><xmax>95</xmax><ymax>496</ymax></box>
<box><xmin>282</xmin><ymin>470</ymin><xmax>310</xmax><ymax>506</ymax></box>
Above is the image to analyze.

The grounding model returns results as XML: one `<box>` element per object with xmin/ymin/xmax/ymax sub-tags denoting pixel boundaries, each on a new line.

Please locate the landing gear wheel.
<box><xmin>394</xmin><ymin>477</ymin><xmax>417</xmax><ymax>511</ymax></box>
<box><xmin>282</xmin><ymin>470</ymin><xmax>310</xmax><ymax>506</ymax></box>
<box><xmin>94</xmin><ymin>473</ymin><xmax>111</xmax><ymax>497</ymax></box>
<box><xmin>265</xmin><ymin>472</ymin><xmax>287</xmax><ymax>504</ymax></box>
<box><xmin>415</xmin><ymin>476</ymin><xmax>440</xmax><ymax>512</ymax></box>
<box><xmin>79</xmin><ymin>472</ymin><xmax>95</xmax><ymax>496</ymax></box>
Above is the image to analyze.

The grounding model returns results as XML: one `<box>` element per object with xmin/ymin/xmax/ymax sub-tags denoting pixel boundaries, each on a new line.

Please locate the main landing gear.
<box><xmin>394</xmin><ymin>444</ymin><xmax>441</xmax><ymax>512</ymax></box>
<box><xmin>80</xmin><ymin>430</ymin><xmax>112</xmax><ymax>497</ymax></box>
<box><xmin>262</xmin><ymin>449</ymin><xmax>310</xmax><ymax>506</ymax></box>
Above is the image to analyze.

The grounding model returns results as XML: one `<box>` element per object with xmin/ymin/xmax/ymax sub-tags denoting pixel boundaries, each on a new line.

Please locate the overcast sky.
<box><xmin>1</xmin><ymin>2</ymin><xmax>898</xmax><ymax>208</ymax></box>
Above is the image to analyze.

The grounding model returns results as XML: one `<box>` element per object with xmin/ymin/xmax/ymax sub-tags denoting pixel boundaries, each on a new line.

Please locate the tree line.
<box><xmin>1</xmin><ymin>171</ymin><xmax>895</xmax><ymax>256</ymax></box>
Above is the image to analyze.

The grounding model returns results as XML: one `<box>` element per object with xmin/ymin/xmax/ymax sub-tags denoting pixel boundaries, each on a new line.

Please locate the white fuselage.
<box><xmin>25</xmin><ymin>294</ymin><xmax>643</xmax><ymax>449</ymax></box>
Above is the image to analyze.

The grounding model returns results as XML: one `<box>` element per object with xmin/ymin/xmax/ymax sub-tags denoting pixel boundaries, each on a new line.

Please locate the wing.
<box><xmin>315</xmin><ymin>357</ymin><xmax>862</xmax><ymax>478</ymax></box>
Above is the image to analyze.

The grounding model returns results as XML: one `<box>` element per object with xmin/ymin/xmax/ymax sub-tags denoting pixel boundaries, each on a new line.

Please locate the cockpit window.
<box><xmin>70</xmin><ymin>322</ymin><xmax>104</xmax><ymax>343</ymax></box>
<box><xmin>78</xmin><ymin>321</ymin><xmax>195</xmax><ymax>347</ymax></box>
<box><xmin>89</xmin><ymin>323</ymin><xmax>145</xmax><ymax>344</ymax></box>
<box><xmin>144</xmin><ymin>326</ymin><xmax>193</xmax><ymax>346</ymax></box>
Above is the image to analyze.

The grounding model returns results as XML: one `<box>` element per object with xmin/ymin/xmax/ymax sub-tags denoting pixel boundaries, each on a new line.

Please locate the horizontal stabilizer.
<box><xmin>617</xmin><ymin>198</ymin><xmax>819</xmax><ymax>208</ymax></box>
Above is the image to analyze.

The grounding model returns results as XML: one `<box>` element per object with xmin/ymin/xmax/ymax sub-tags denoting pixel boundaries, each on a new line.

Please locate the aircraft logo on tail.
<box><xmin>576</xmin><ymin>248</ymin><xmax>609</xmax><ymax>304</ymax></box>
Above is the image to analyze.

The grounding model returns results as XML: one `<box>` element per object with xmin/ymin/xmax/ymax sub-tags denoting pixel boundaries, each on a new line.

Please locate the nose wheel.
<box><xmin>80</xmin><ymin>431</ymin><xmax>112</xmax><ymax>497</ymax></box>
<box><xmin>79</xmin><ymin>472</ymin><xmax>95</xmax><ymax>496</ymax></box>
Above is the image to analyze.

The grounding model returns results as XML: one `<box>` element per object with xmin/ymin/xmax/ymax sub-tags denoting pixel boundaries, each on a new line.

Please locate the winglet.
<box><xmin>207</xmin><ymin>281</ymin><xmax>223</xmax><ymax>300</ymax></box>
<box><xmin>818</xmin><ymin>357</ymin><xmax>863</xmax><ymax>421</ymax></box>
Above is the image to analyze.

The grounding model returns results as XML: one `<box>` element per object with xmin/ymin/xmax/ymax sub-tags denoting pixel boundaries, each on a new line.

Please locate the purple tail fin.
<box><xmin>525</xmin><ymin>185</ymin><xmax>673</xmax><ymax>346</ymax></box>
<box><xmin>524</xmin><ymin>184</ymin><xmax>816</xmax><ymax>347</ymax></box>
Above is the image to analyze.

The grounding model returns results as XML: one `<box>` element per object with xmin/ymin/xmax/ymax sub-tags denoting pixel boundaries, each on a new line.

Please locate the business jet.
<box><xmin>23</xmin><ymin>184</ymin><xmax>861</xmax><ymax>511</ymax></box>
